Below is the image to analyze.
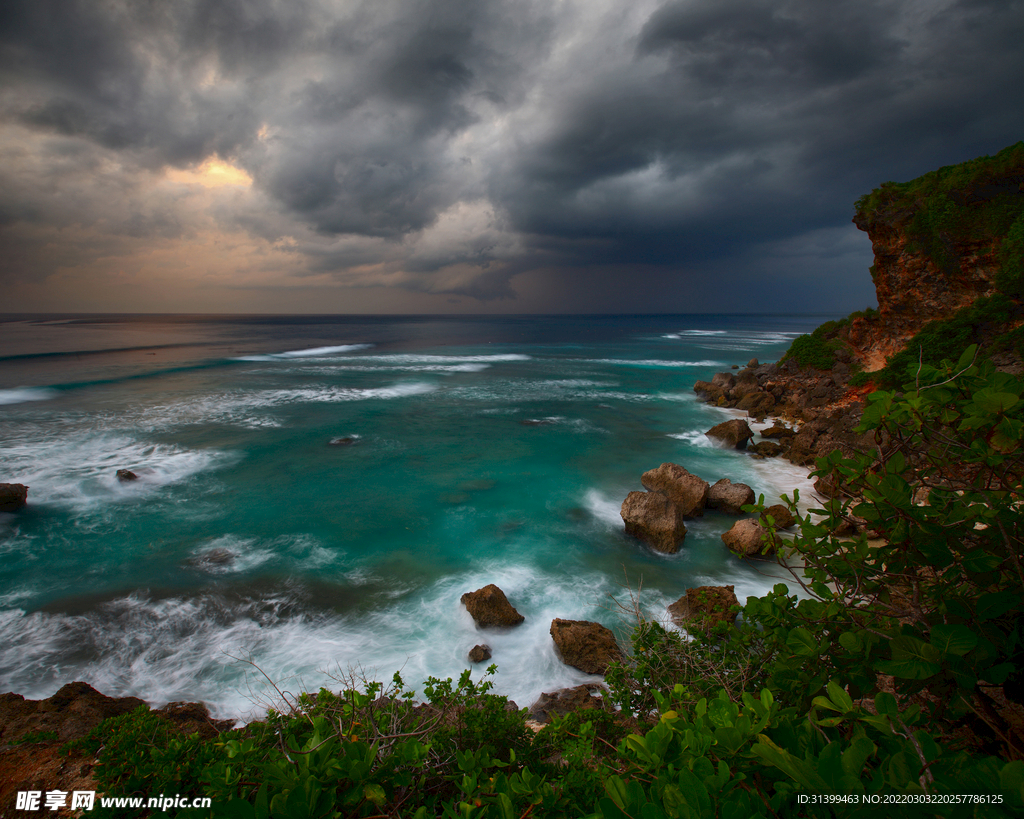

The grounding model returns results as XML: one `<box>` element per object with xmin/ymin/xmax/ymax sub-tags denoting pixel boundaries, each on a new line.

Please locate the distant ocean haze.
<box><xmin>0</xmin><ymin>313</ymin><xmax>835</xmax><ymax>719</ymax></box>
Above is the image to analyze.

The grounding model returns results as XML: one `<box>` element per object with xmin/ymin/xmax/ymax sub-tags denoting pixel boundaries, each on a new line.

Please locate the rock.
<box><xmin>152</xmin><ymin>701</ymin><xmax>235</xmax><ymax>739</ymax></box>
<box><xmin>761</xmin><ymin>424</ymin><xmax>796</xmax><ymax>439</ymax></box>
<box><xmin>706</xmin><ymin>478</ymin><xmax>755</xmax><ymax>515</ymax></box>
<box><xmin>468</xmin><ymin>644</ymin><xmax>492</xmax><ymax>663</ymax></box>
<box><xmin>736</xmin><ymin>390</ymin><xmax>775</xmax><ymax>416</ymax></box>
<box><xmin>529</xmin><ymin>684</ymin><xmax>609</xmax><ymax>723</ymax></box>
<box><xmin>620</xmin><ymin>491</ymin><xmax>687</xmax><ymax>553</ymax></box>
<box><xmin>520</xmin><ymin>418</ymin><xmax>555</xmax><ymax>426</ymax></box>
<box><xmin>328</xmin><ymin>436</ymin><xmax>359</xmax><ymax>446</ymax></box>
<box><xmin>747</xmin><ymin>358</ymin><xmax>759</xmax><ymax>368</ymax></box>
<box><xmin>722</xmin><ymin>519</ymin><xmax>779</xmax><ymax>558</ymax></box>
<box><xmin>693</xmin><ymin>380</ymin><xmax>728</xmax><ymax>404</ymax></box>
<box><xmin>0</xmin><ymin>484</ymin><xmax>28</xmax><ymax>512</ymax></box>
<box><xmin>188</xmin><ymin>548</ymin><xmax>235</xmax><ymax>569</ymax></box>
<box><xmin>0</xmin><ymin>682</ymin><xmax>147</xmax><ymax>744</ymax></box>
<box><xmin>705</xmin><ymin>419</ymin><xmax>755</xmax><ymax>450</ymax></box>
<box><xmin>668</xmin><ymin>585</ymin><xmax>739</xmax><ymax>628</ymax></box>
<box><xmin>460</xmin><ymin>584</ymin><xmax>525</xmax><ymax>628</ymax></box>
<box><xmin>711</xmin><ymin>372</ymin><xmax>737</xmax><ymax>390</ymax></box>
<box><xmin>115</xmin><ymin>469</ymin><xmax>138</xmax><ymax>482</ymax></box>
<box><xmin>750</xmin><ymin>441</ymin><xmax>782</xmax><ymax>458</ymax></box>
<box><xmin>761</xmin><ymin>504</ymin><xmax>796</xmax><ymax>530</ymax></box>
<box><xmin>640</xmin><ymin>463</ymin><xmax>708</xmax><ymax>517</ymax></box>
<box><xmin>549</xmin><ymin>619</ymin><xmax>623</xmax><ymax>675</ymax></box>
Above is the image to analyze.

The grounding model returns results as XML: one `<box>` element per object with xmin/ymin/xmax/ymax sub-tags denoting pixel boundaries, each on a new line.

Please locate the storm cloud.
<box><xmin>1</xmin><ymin>0</ymin><xmax>1022</xmax><ymax>312</ymax></box>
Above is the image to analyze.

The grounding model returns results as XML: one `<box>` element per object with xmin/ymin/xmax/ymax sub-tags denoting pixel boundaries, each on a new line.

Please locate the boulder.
<box><xmin>761</xmin><ymin>424</ymin><xmax>796</xmax><ymax>439</ymax></box>
<box><xmin>0</xmin><ymin>682</ymin><xmax>147</xmax><ymax>743</ymax></box>
<box><xmin>722</xmin><ymin>519</ymin><xmax>779</xmax><ymax>558</ymax></box>
<box><xmin>736</xmin><ymin>390</ymin><xmax>775</xmax><ymax>416</ymax></box>
<box><xmin>706</xmin><ymin>478</ymin><xmax>755</xmax><ymax>515</ymax></box>
<box><xmin>468</xmin><ymin>644</ymin><xmax>492</xmax><ymax>663</ymax></box>
<box><xmin>460</xmin><ymin>585</ymin><xmax>525</xmax><ymax>628</ymax></box>
<box><xmin>328</xmin><ymin>436</ymin><xmax>359</xmax><ymax>446</ymax></box>
<box><xmin>705</xmin><ymin>419</ymin><xmax>755</xmax><ymax>450</ymax></box>
<box><xmin>711</xmin><ymin>372</ymin><xmax>737</xmax><ymax>390</ymax></box>
<box><xmin>0</xmin><ymin>484</ymin><xmax>28</xmax><ymax>512</ymax></box>
<box><xmin>529</xmin><ymin>684</ymin><xmax>609</xmax><ymax>724</ymax></box>
<box><xmin>620</xmin><ymin>491</ymin><xmax>687</xmax><ymax>553</ymax></box>
<box><xmin>693</xmin><ymin>380</ymin><xmax>728</xmax><ymax>404</ymax></box>
<box><xmin>115</xmin><ymin>469</ymin><xmax>138</xmax><ymax>482</ymax></box>
<box><xmin>761</xmin><ymin>504</ymin><xmax>796</xmax><ymax>530</ymax></box>
<box><xmin>750</xmin><ymin>441</ymin><xmax>782</xmax><ymax>458</ymax></box>
<box><xmin>549</xmin><ymin>619</ymin><xmax>623</xmax><ymax>675</ymax></box>
<box><xmin>668</xmin><ymin>585</ymin><xmax>739</xmax><ymax>628</ymax></box>
<box><xmin>640</xmin><ymin>463</ymin><xmax>708</xmax><ymax>517</ymax></box>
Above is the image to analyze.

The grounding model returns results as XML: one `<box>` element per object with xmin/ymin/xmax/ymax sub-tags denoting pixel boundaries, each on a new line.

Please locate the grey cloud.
<box><xmin>1</xmin><ymin>0</ymin><xmax>1022</xmax><ymax>309</ymax></box>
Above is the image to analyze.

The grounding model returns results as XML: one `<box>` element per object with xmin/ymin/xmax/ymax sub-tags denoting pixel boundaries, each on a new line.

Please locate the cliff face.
<box><xmin>846</xmin><ymin>142</ymin><xmax>1024</xmax><ymax>371</ymax></box>
<box><xmin>847</xmin><ymin>217</ymin><xmax>1003</xmax><ymax>369</ymax></box>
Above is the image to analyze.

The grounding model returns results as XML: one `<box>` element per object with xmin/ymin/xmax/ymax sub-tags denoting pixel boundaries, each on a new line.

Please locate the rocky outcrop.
<box><xmin>640</xmin><ymin>463</ymin><xmax>708</xmax><ymax>517</ymax></box>
<box><xmin>722</xmin><ymin>519</ymin><xmax>779</xmax><ymax>558</ymax></box>
<box><xmin>550</xmin><ymin>619</ymin><xmax>623</xmax><ymax>675</ymax></box>
<box><xmin>620</xmin><ymin>491</ymin><xmax>687</xmax><ymax>553</ymax></box>
<box><xmin>668</xmin><ymin>586</ymin><xmax>739</xmax><ymax>628</ymax></box>
<box><xmin>529</xmin><ymin>684</ymin><xmax>610</xmax><ymax>724</ymax></box>
<box><xmin>0</xmin><ymin>484</ymin><xmax>28</xmax><ymax>512</ymax></box>
<box><xmin>0</xmin><ymin>683</ymin><xmax>232</xmax><ymax>814</ymax></box>
<box><xmin>705</xmin><ymin>419</ymin><xmax>755</xmax><ymax>449</ymax></box>
<box><xmin>706</xmin><ymin>479</ymin><xmax>754</xmax><ymax>515</ymax></box>
<box><xmin>460</xmin><ymin>585</ymin><xmax>525</xmax><ymax>628</ymax></box>
<box><xmin>116</xmin><ymin>469</ymin><xmax>138</xmax><ymax>482</ymax></box>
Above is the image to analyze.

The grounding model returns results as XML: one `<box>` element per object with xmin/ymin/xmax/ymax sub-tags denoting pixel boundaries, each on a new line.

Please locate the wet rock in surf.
<box><xmin>668</xmin><ymin>585</ymin><xmax>739</xmax><ymax>628</ymax></box>
<box><xmin>549</xmin><ymin>619</ymin><xmax>623</xmax><ymax>675</ymax></box>
<box><xmin>705</xmin><ymin>419</ymin><xmax>755</xmax><ymax>450</ymax></box>
<box><xmin>468</xmin><ymin>644</ymin><xmax>492</xmax><ymax>663</ymax></box>
<box><xmin>640</xmin><ymin>463</ymin><xmax>708</xmax><ymax>518</ymax></box>
<box><xmin>0</xmin><ymin>483</ymin><xmax>28</xmax><ymax>512</ymax></box>
<box><xmin>188</xmin><ymin>548</ymin><xmax>236</xmax><ymax>570</ymax></box>
<box><xmin>706</xmin><ymin>478</ymin><xmax>755</xmax><ymax>515</ymax></box>
<box><xmin>116</xmin><ymin>469</ymin><xmax>139</xmax><ymax>482</ymax></box>
<box><xmin>461</xmin><ymin>584</ymin><xmax>525</xmax><ymax>628</ymax></box>
<box><xmin>328</xmin><ymin>436</ymin><xmax>359</xmax><ymax>446</ymax></box>
<box><xmin>620</xmin><ymin>491</ymin><xmax>687</xmax><ymax>553</ymax></box>
<box><xmin>722</xmin><ymin>519</ymin><xmax>779</xmax><ymax>558</ymax></box>
<box><xmin>520</xmin><ymin>418</ymin><xmax>555</xmax><ymax>426</ymax></box>
<box><xmin>761</xmin><ymin>504</ymin><xmax>796</xmax><ymax>530</ymax></box>
<box><xmin>529</xmin><ymin>683</ymin><xmax>610</xmax><ymax>723</ymax></box>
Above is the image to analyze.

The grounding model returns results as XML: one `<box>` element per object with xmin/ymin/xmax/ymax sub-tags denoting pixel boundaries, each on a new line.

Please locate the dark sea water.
<box><xmin>0</xmin><ymin>313</ymin><xmax>835</xmax><ymax>719</ymax></box>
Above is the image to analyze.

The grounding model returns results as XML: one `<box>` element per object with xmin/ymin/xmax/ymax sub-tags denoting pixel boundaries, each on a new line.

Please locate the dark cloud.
<box><xmin>0</xmin><ymin>0</ymin><xmax>1022</xmax><ymax>310</ymax></box>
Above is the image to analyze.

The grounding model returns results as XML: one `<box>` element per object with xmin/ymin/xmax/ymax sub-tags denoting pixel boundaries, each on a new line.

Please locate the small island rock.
<box><xmin>460</xmin><ymin>585</ymin><xmax>525</xmax><ymax>628</ymax></box>
<box><xmin>761</xmin><ymin>504</ymin><xmax>796</xmax><ymax>530</ymax></box>
<box><xmin>706</xmin><ymin>478</ymin><xmax>755</xmax><ymax>514</ymax></box>
<box><xmin>640</xmin><ymin>463</ymin><xmax>708</xmax><ymax>518</ymax></box>
<box><xmin>0</xmin><ymin>483</ymin><xmax>28</xmax><ymax>512</ymax></box>
<box><xmin>549</xmin><ymin>619</ymin><xmax>623</xmax><ymax>675</ymax></box>
<box><xmin>620</xmin><ymin>491</ymin><xmax>687</xmax><ymax>553</ymax></box>
<box><xmin>468</xmin><ymin>644</ymin><xmax>492</xmax><ymax>663</ymax></box>
<box><xmin>722</xmin><ymin>519</ymin><xmax>779</xmax><ymax>558</ymax></box>
<box><xmin>115</xmin><ymin>469</ymin><xmax>138</xmax><ymax>482</ymax></box>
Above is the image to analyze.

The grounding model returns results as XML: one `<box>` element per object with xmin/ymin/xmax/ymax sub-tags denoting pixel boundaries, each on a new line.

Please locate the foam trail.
<box><xmin>0</xmin><ymin>388</ymin><xmax>57</xmax><ymax>406</ymax></box>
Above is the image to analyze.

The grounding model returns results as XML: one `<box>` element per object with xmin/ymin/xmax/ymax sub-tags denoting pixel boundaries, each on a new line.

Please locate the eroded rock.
<box><xmin>705</xmin><ymin>419</ymin><xmax>755</xmax><ymax>450</ymax></box>
<box><xmin>640</xmin><ymin>463</ymin><xmax>708</xmax><ymax>518</ymax></box>
<box><xmin>0</xmin><ymin>484</ymin><xmax>28</xmax><ymax>512</ymax></box>
<box><xmin>706</xmin><ymin>478</ymin><xmax>755</xmax><ymax>515</ymax></box>
<box><xmin>549</xmin><ymin>619</ymin><xmax>623</xmax><ymax>675</ymax></box>
<box><xmin>668</xmin><ymin>585</ymin><xmax>739</xmax><ymax>628</ymax></box>
<box><xmin>722</xmin><ymin>519</ymin><xmax>779</xmax><ymax>558</ymax></box>
<box><xmin>620</xmin><ymin>491</ymin><xmax>687</xmax><ymax>553</ymax></box>
<box><xmin>460</xmin><ymin>585</ymin><xmax>525</xmax><ymax>628</ymax></box>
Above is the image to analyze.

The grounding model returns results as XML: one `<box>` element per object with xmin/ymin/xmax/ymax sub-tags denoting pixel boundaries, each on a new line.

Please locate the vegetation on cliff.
<box><xmin>49</xmin><ymin>349</ymin><xmax>1024</xmax><ymax>817</ymax></box>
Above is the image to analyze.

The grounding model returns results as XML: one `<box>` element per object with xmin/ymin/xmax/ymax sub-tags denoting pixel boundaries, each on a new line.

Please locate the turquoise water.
<box><xmin>0</xmin><ymin>314</ymin><xmax>832</xmax><ymax>719</ymax></box>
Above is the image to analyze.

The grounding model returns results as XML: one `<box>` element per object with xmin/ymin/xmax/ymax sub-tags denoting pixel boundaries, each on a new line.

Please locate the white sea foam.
<box><xmin>236</xmin><ymin>344</ymin><xmax>374</xmax><ymax>361</ymax></box>
<box><xmin>667</xmin><ymin>430</ymin><xmax>716</xmax><ymax>447</ymax></box>
<box><xmin>583</xmin><ymin>488</ymin><xmax>625</xmax><ymax>527</ymax></box>
<box><xmin>0</xmin><ymin>387</ymin><xmax>57</xmax><ymax>406</ymax></box>
<box><xmin>587</xmin><ymin>359</ymin><xmax>722</xmax><ymax>368</ymax></box>
<box><xmin>0</xmin><ymin>434</ymin><xmax>231</xmax><ymax>513</ymax></box>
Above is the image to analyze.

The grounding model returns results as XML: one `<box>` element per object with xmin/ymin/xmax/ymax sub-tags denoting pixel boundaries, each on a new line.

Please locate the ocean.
<box><xmin>0</xmin><ymin>313</ymin><xmax>835</xmax><ymax>720</ymax></box>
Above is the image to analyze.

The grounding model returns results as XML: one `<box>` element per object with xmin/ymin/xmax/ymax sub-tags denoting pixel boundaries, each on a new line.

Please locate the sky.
<box><xmin>1</xmin><ymin>0</ymin><xmax>1022</xmax><ymax>315</ymax></box>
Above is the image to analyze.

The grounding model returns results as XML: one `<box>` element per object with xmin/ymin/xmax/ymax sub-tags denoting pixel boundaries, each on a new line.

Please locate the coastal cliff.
<box><xmin>698</xmin><ymin>141</ymin><xmax>1024</xmax><ymax>455</ymax></box>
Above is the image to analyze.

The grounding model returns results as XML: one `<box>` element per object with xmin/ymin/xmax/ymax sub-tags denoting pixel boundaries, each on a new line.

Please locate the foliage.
<box><xmin>11</xmin><ymin>729</ymin><xmax>58</xmax><ymax>745</ymax></box>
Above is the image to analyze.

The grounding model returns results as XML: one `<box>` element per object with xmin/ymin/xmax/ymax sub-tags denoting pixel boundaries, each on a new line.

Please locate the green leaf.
<box><xmin>876</xmin><ymin>636</ymin><xmax>941</xmax><ymax>679</ymax></box>
<box><xmin>785</xmin><ymin>627</ymin><xmax>819</xmax><ymax>657</ymax></box>
<box><xmin>977</xmin><ymin>590</ymin><xmax>1020</xmax><ymax>621</ymax></box>
<box><xmin>929</xmin><ymin>624</ymin><xmax>978</xmax><ymax>656</ymax></box>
